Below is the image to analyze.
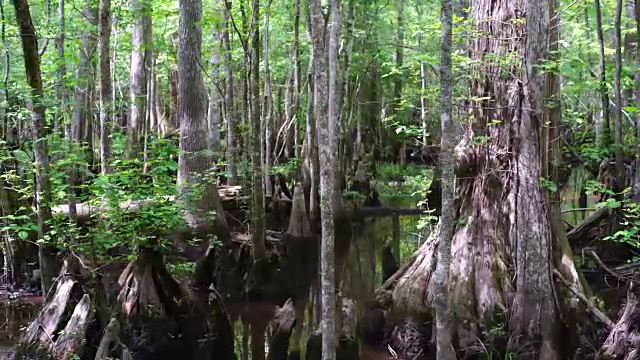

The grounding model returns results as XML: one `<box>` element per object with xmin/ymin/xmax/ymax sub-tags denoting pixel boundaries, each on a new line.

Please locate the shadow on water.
<box><xmin>0</xmin><ymin>296</ymin><xmax>42</xmax><ymax>358</ymax></box>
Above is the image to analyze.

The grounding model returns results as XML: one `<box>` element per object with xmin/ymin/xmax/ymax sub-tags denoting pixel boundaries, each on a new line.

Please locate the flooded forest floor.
<box><xmin>0</xmin><ymin>163</ymin><xmax>630</xmax><ymax>359</ymax></box>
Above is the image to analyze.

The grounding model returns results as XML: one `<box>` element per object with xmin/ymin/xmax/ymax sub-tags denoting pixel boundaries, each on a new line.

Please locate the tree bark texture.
<box><xmin>208</xmin><ymin>22</ymin><xmax>222</xmax><ymax>157</ymax></box>
<box><xmin>306</xmin><ymin>0</ymin><xmax>322</xmax><ymax>226</ymax></box>
<box><xmin>395</xmin><ymin>0</ymin><xmax>405</xmax><ymax>166</ymax></box>
<box><xmin>433</xmin><ymin>0</ymin><xmax>456</xmax><ymax>356</ymax></box>
<box><xmin>99</xmin><ymin>0</ymin><xmax>113</xmax><ymax>174</ymax></box>
<box><xmin>635</xmin><ymin>0</ymin><xmax>640</xmax><ymax>202</ymax></box>
<box><xmin>310</xmin><ymin>0</ymin><xmax>338</xmax><ymax>358</ymax></box>
<box><xmin>613</xmin><ymin>0</ymin><xmax>625</xmax><ymax>188</ymax></box>
<box><xmin>293</xmin><ymin>0</ymin><xmax>301</xmax><ymax>159</ymax></box>
<box><xmin>55</xmin><ymin>0</ymin><xmax>66</xmax><ymax>128</ymax></box>
<box><xmin>390</xmin><ymin>1</ymin><xmax>585</xmax><ymax>358</ymax></box>
<box><xmin>262</xmin><ymin>2</ymin><xmax>273</xmax><ymax>199</ymax></box>
<box><xmin>594</xmin><ymin>0</ymin><xmax>611</xmax><ymax>147</ymax></box>
<box><xmin>13</xmin><ymin>0</ymin><xmax>57</xmax><ymax>294</ymax></box>
<box><xmin>70</xmin><ymin>0</ymin><xmax>96</xmax><ymax>150</ymax></box>
<box><xmin>222</xmin><ymin>0</ymin><xmax>237</xmax><ymax>184</ymax></box>
<box><xmin>127</xmin><ymin>0</ymin><xmax>151</xmax><ymax>158</ymax></box>
<box><xmin>177</xmin><ymin>0</ymin><xmax>230</xmax><ymax>243</ymax></box>
<box><xmin>250</xmin><ymin>0</ymin><xmax>267</xmax><ymax>261</ymax></box>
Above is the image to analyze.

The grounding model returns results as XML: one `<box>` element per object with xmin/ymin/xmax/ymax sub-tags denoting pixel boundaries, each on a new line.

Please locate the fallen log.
<box><xmin>49</xmin><ymin>186</ymin><xmax>425</xmax><ymax>227</ymax></box>
<box><xmin>567</xmin><ymin>207</ymin><xmax>612</xmax><ymax>244</ymax></box>
<box><xmin>568</xmin><ymin>207</ymin><xmax>634</xmax><ymax>264</ymax></box>
<box><xmin>50</xmin><ymin>185</ymin><xmax>242</xmax><ymax>224</ymax></box>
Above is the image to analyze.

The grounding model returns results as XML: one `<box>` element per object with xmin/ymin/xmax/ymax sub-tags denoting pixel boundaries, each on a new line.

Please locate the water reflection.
<box><xmin>0</xmin><ymin>296</ymin><xmax>41</xmax><ymax>357</ymax></box>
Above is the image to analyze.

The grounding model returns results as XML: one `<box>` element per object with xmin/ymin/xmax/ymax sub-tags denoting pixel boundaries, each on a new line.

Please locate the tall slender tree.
<box><xmin>99</xmin><ymin>0</ymin><xmax>113</xmax><ymax>174</ymax></box>
<box><xmin>222</xmin><ymin>0</ymin><xmax>237</xmax><ymax>184</ymax></box>
<box><xmin>127</xmin><ymin>0</ymin><xmax>152</xmax><ymax>158</ymax></box>
<box><xmin>55</xmin><ymin>0</ymin><xmax>66</xmax><ymax>129</ymax></box>
<box><xmin>69</xmin><ymin>0</ymin><xmax>96</xmax><ymax>152</ymax></box>
<box><xmin>292</xmin><ymin>0</ymin><xmax>301</xmax><ymax>159</ymax></box>
<box><xmin>395</xmin><ymin>0</ymin><xmax>405</xmax><ymax>166</ymax></box>
<box><xmin>207</xmin><ymin>23</ymin><xmax>222</xmax><ymax>156</ymax></box>
<box><xmin>13</xmin><ymin>0</ymin><xmax>56</xmax><ymax>293</ymax></box>
<box><xmin>313</xmin><ymin>0</ymin><xmax>340</xmax><ymax>356</ymax></box>
<box><xmin>634</xmin><ymin>0</ymin><xmax>640</xmax><ymax>201</ymax></box>
<box><xmin>250</xmin><ymin>0</ymin><xmax>267</xmax><ymax>261</ymax></box>
<box><xmin>594</xmin><ymin>0</ymin><xmax>611</xmax><ymax>147</ymax></box>
<box><xmin>262</xmin><ymin>0</ymin><xmax>273</xmax><ymax>199</ymax></box>
<box><xmin>613</xmin><ymin>0</ymin><xmax>624</xmax><ymax>188</ymax></box>
<box><xmin>433</xmin><ymin>0</ymin><xmax>455</xmax><ymax>356</ymax></box>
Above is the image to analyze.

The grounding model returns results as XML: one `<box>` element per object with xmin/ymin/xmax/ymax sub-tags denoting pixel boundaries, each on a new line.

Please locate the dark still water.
<box><xmin>0</xmin><ymin>296</ymin><xmax>41</xmax><ymax>357</ymax></box>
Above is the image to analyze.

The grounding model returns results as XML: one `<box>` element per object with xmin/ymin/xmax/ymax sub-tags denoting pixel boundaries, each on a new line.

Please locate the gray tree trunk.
<box><xmin>390</xmin><ymin>0</ymin><xmax>586</xmax><ymax>358</ymax></box>
<box><xmin>148</xmin><ymin>57</ymin><xmax>158</xmax><ymax>136</ymax></box>
<box><xmin>433</xmin><ymin>0</ymin><xmax>456</xmax><ymax>356</ymax></box>
<box><xmin>0</xmin><ymin>0</ymin><xmax>9</xmax><ymax>142</ymax></box>
<box><xmin>250</xmin><ymin>0</ymin><xmax>267</xmax><ymax>261</ymax></box>
<box><xmin>395</xmin><ymin>0</ymin><xmax>405</xmax><ymax>166</ymax></box>
<box><xmin>594</xmin><ymin>0</ymin><xmax>611</xmax><ymax>147</ymax></box>
<box><xmin>70</xmin><ymin>0</ymin><xmax>96</xmax><ymax>149</ymax></box>
<box><xmin>510</xmin><ymin>0</ymin><xmax>560</xmax><ymax>356</ymax></box>
<box><xmin>207</xmin><ymin>24</ymin><xmax>222</xmax><ymax>157</ymax></box>
<box><xmin>222</xmin><ymin>0</ymin><xmax>237</xmax><ymax>185</ymax></box>
<box><xmin>417</xmin><ymin>3</ymin><xmax>428</xmax><ymax>148</ymax></box>
<box><xmin>262</xmin><ymin>2</ymin><xmax>273</xmax><ymax>198</ymax></box>
<box><xmin>305</xmin><ymin>3</ymin><xmax>320</xmax><ymax>224</ymax></box>
<box><xmin>55</xmin><ymin>0</ymin><xmax>66</xmax><ymax>129</ymax></box>
<box><xmin>614</xmin><ymin>0</ymin><xmax>625</xmax><ymax>187</ymax></box>
<box><xmin>98</xmin><ymin>0</ymin><xmax>112</xmax><ymax>174</ymax></box>
<box><xmin>634</xmin><ymin>0</ymin><xmax>640</xmax><ymax>202</ymax></box>
<box><xmin>13</xmin><ymin>0</ymin><xmax>56</xmax><ymax>293</ymax></box>
<box><xmin>293</xmin><ymin>0</ymin><xmax>301</xmax><ymax>159</ymax></box>
<box><xmin>127</xmin><ymin>0</ymin><xmax>151</xmax><ymax>158</ymax></box>
<box><xmin>177</xmin><ymin>0</ymin><xmax>229</xmax><ymax>241</ymax></box>
<box><xmin>313</xmin><ymin>0</ymin><xmax>339</xmax><ymax>357</ymax></box>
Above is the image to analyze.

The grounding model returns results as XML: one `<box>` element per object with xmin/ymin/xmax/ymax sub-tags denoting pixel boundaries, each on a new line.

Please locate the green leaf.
<box><xmin>606</xmin><ymin>199</ymin><xmax>622</xmax><ymax>208</ymax></box>
<box><xmin>18</xmin><ymin>231</ymin><xmax>29</xmax><ymax>240</ymax></box>
<box><xmin>12</xmin><ymin>149</ymin><xmax>32</xmax><ymax>164</ymax></box>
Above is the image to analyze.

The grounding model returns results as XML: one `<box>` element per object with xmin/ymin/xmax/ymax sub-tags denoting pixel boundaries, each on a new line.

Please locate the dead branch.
<box><xmin>553</xmin><ymin>269</ymin><xmax>613</xmax><ymax>328</ymax></box>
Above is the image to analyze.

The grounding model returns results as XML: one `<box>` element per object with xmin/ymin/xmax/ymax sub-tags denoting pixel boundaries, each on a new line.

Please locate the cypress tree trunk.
<box><xmin>389</xmin><ymin>1</ymin><xmax>587</xmax><ymax>358</ymax></box>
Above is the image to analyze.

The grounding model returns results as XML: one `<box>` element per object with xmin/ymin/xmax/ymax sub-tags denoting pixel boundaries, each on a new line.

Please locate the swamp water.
<box><xmin>0</xmin><ymin>297</ymin><xmax>41</xmax><ymax>357</ymax></box>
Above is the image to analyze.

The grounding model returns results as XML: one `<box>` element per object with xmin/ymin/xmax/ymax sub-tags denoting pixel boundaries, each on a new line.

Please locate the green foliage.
<box><xmin>167</xmin><ymin>261</ymin><xmax>196</xmax><ymax>281</ymax></box>
<box><xmin>539</xmin><ymin>177</ymin><xmax>558</xmax><ymax>193</ymax></box>
<box><xmin>271</xmin><ymin>158</ymin><xmax>301</xmax><ymax>178</ymax></box>
<box><xmin>0</xmin><ymin>132</ymin><xmax>187</xmax><ymax>263</ymax></box>
<box><xmin>377</xmin><ymin>162</ymin><xmax>425</xmax><ymax>180</ymax></box>
<box><xmin>603</xmin><ymin>201</ymin><xmax>640</xmax><ymax>250</ymax></box>
<box><xmin>375</xmin><ymin>163</ymin><xmax>437</xmax><ymax>252</ymax></box>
